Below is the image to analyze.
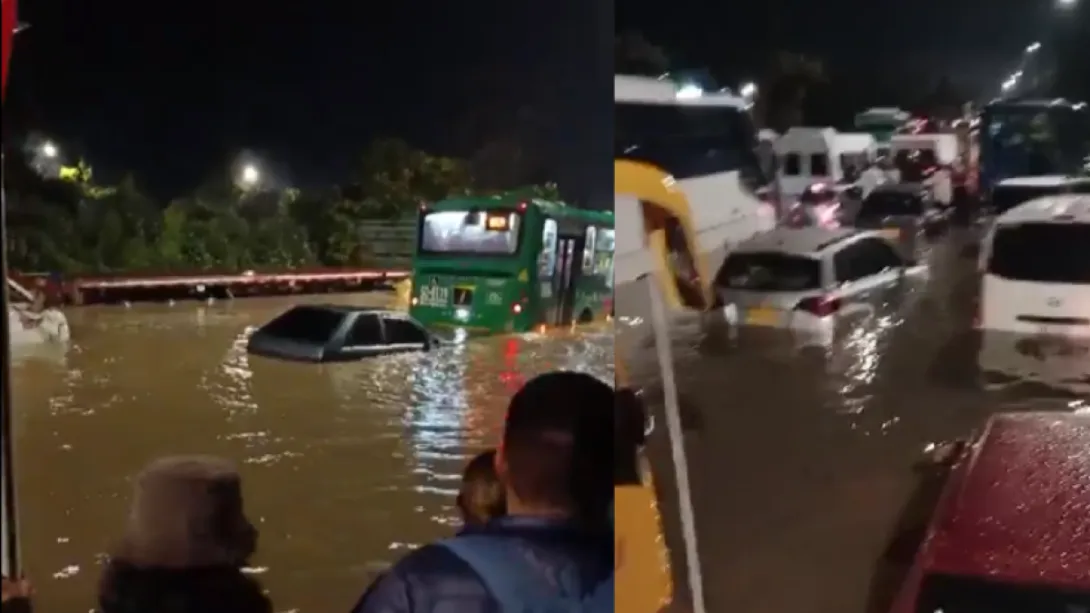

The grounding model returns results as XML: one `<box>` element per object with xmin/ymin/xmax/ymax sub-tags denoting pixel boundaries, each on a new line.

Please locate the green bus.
<box><xmin>409</xmin><ymin>195</ymin><xmax>614</xmax><ymax>333</ymax></box>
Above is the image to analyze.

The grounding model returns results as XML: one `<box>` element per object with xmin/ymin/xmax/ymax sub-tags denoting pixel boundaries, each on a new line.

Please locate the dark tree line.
<box><xmin>3</xmin><ymin>138</ymin><xmax>558</xmax><ymax>274</ymax></box>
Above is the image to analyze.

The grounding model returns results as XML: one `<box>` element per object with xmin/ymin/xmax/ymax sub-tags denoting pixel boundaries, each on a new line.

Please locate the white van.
<box><xmin>774</xmin><ymin>127</ymin><xmax>846</xmax><ymax>201</ymax></box>
<box><xmin>978</xmin><ymin>195</ymin><xmax>1090</xmax><ymax>338</ymax></box>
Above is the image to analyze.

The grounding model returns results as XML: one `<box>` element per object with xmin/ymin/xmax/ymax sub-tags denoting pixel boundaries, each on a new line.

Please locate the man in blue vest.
<box><xmin>350</xmin><ymin>371</ymin><xmax>614</xmax><ymax>613</ymax></box>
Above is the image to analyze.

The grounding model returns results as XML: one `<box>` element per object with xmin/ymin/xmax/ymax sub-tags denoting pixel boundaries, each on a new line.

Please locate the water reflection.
<box><xmin>11</xmin><ymin>294</ymin><xmax>612</xmax><ymax>613</ymax></box>
<box><xmin>617</xmin><ymin>231</ymin><xmax>1087</xmax><ymax>613</ymax></box>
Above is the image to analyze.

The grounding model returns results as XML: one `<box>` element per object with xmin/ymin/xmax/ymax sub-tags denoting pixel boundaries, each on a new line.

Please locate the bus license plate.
<box><xmin>878</xmin><ymin>228</ymin><xmax>900</xmax><ymax>240</ymax></box>
<box><xmin>745</xmin><ymin>307</ymin><xmax>779</xmax><ymax>327</ymax></box>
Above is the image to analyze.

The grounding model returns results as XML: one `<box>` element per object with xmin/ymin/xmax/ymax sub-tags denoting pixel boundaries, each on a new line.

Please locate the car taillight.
<box><xmin>795</xmin><ymin>296</ymin><xmax>841</xmax><ymax>317</ymax></box>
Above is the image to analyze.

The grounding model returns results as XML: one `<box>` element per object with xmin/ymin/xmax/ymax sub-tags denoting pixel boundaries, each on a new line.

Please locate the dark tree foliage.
<box><xmin>3</xmin><ymin>140</ymin><xmax>559</xmax><ymax>274</ymax></box>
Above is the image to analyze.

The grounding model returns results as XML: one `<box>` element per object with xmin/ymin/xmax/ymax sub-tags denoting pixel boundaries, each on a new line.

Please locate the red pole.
<box><xmin>1</xmin><ymin>0</ymin><xmax>22</xmax><ymax>580</ymax></box>
<box><xmin>1</xmin><ymin>0</ymin><xmax>15</xmax><ymax>100</ymax></box>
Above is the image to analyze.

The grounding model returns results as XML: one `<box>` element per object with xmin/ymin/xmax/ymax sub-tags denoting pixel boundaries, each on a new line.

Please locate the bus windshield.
<box><xmin>419</xmin><ymin>209</ymin><xmax>522</xmax><ymax>256</ymax></box>
<box><xmin>984</xmin><ymin>105</ymin><xmax>1089</xmax><ymax>177</ymax></box>
<box><xmin>614</xmin><ymin>102</ymin><xmax>766</xmax><ymax>185</ymax></box>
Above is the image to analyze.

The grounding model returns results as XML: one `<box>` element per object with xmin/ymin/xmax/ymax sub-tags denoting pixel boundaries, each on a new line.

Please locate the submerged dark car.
<box><xmin>246</xmin><ymin>305</ymin><xmax>439</xmax><ymax>363</ymax></box>
<box><xmin>855</xmin><ymin>183</ymin><xmax>950</xmax><ymax>260</ymax></box>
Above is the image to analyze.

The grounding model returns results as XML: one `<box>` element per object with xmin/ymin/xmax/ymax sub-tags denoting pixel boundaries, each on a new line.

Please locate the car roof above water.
<box><xmin>733</xmin><ymin>227</ymin><xmax>860</xmax><ymax>257</ymax></box>
<box><xmin>994</xmin><ymin>175</ymin><xmax>1090</xmax><ymax>189</ymax></box>
<box><xmin>995</xmin><ymin>194</ymin><xmax>1090</xmax><ymax>226</ymax></box>
<box><xmin>924</xmin><ymin>412</ymin><xmax>1090</xmax><ymax>591</ymax></box>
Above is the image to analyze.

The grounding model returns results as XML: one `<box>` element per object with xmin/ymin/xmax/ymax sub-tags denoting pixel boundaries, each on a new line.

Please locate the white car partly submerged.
<box><xmin>7</xmin><ymin>277</ymin><xmax>70</xmax><ymax>349</ymax></box>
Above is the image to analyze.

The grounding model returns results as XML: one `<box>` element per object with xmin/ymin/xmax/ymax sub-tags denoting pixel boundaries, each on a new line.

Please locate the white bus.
<box><xmin>614</xmin><ymin>75</ymin><xmax>775</xmax><ymax>316</ymax></box>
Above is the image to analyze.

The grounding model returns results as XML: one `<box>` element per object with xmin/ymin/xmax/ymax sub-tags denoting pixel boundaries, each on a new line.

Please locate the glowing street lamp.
<box><xmin>1001</xmin><ymin>77</ymin><xmax>1017</xmax><ymax>92</ymax></box>
<box><xmin>239</xmin><ymin>164</ymin><xmax>259</xmax><ymax>186</ymax></box>
<box><xmin>1056</xmin><ymin>0</ymin><xmax>1076</xmax><ymax>7</ymax></box>
<box><xmin>739</xmin><ymin>82</ymin><xmax>757</xmax><ymax>98</ymax></box>
<box><xmin>40</xmin><ymin>141</ymin><xmax>57</xmax><ymax>158</ymax></box>
<box><xmin>1025</xmin><ymin>42</ymin><xmax>1041</xmax><ymax>54</ymax></box>
<box><xmin>675</xmin><ymin>83</ymin><xmax>703</xmax><ymax>100</ymax></box>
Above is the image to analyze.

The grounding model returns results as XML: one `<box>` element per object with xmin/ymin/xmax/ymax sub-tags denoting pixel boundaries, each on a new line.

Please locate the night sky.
<box><xmin>5</xmin><ymin>0</ymin><xmax>612</xmax><ymax>204</ymax></box>
<box><xmin>617</xmin><ymin>0</ymin><xmax>1072</xmax><ymax>102</ymax></box>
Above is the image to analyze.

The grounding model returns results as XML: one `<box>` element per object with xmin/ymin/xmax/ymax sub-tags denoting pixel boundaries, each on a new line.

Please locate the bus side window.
<box><xmin>539</xmin><ymin>218</ymin><xmax>558</xmax><ymax>277</ymax></box>
<box><xmin>582</xmin><ymin>226</ymin><xmax>597</xmax><ymax>273</ymax></box>
<box><xmin>595</xmin><ymin>228</ymin><xmax>615</xmax><ymax>287</ymax></box>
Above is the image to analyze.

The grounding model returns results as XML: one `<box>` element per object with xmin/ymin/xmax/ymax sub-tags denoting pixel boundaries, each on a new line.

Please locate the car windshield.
<box><xmin>259</xmin><ymin>307</ymin><xmax>344</xmax><ymax>344</ymax></box>
<box><xmin>860</xmin><ymin>191</ymin><xmax>924</xmax><ymax>217</ymax></box>
<box><xmin>989</xmin><ymin>222</ymin><xmax>1090</xmax><ymax>283</ymax></box>
<box><xmin>717</xmin><ymin>252</ymin><xmax>823</xmax><ymax>291</ymax></box>
<box><xmin>419</xmin><ymin>209</ymin><xmax>522</xmax><ymax>255</ymax></box>
<box><xmin>915</xmin><ymin>573</ymin><xmax>1090</xmax><ymax>612</ymax></box>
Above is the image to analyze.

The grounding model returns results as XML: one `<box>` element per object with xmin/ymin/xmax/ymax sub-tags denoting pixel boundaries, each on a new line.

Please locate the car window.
<box><xmin>259</xmin><ymin>307</ymin><xmax>343</xmax><ymax>344</ymax></box>
<box><xmin>833</xmin><ymin>243</ymin><xmax>867</xmax><ymax>283</ymax></box>
<box><xmin>383</xmin><ymin>317</ymin><xmax>429</xmax><ymax>345</ymax></box>
<box><xmin>856</xmin><ymin>238</ymin><xmax>903</xmax><ymax>276</ymax></box>
<box><xmin>783</xmin><ymin>153</ymin><xmax>801</xmax><ymax>176</ymax></box>
<box><xmin>716</xmin><ymin>252</ymin><xmax>823</xmax><ymax>291</ymax></box>
<box><xmin>915</xmin><ymin>572</ymin><xmax>1088</xmax><ymax>613</ymax></box>
<box><xmin>345</xmin><ymin>313</ymin><xmax>383</xmax><ymax>346</ymax></box>
<box><xmin>989</xmin><ymin>222</ymin><xmax>1090</xmax><ymax>283</ymax></box>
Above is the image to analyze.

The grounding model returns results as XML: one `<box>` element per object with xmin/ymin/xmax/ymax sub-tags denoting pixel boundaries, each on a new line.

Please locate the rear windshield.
<box><xmin>894</xmin><ymin>148</ymin><xmax>938</xmax><ymax>182</ymax></box>
<box><xmin>989</xmin><ymin>223</ymin><xmax>1090</xmax><ymax>283</ymax></box>
<box><xmin>860</xmin><ymin>191</ymin><xmax>924</xmax><ymax>217</ymax></box>
<box><xmin>915</xmin><ymin>573</ymin><xmax>1090</xmax><ymax>612</ymax></box>
<box><xmin>259</xmin><ymin>307</ymin><xmax>344</xmax><ymax>344</ymax></box>
<box><xmin>716</xmin><ymin>252</ymin><xmax>823</xmax><ymax>291</ymax></box>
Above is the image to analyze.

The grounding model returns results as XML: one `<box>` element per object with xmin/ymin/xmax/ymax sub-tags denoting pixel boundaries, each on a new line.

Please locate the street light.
<box><xmin>239</xmin><ymin>164</ymin><xmax>259</xmax><ymax>186</ymax></box>
<box><xmin>40</xmin><ymin>142</ymin><xmax>57</xmax><ymax>158</ymax></box>
<box><xmin>1057</xmin><ymin>0</ymin><xmax>1076</xmax><ymax>7</ymax></box>
<box><xmin>1025</xmin><ymin>42</ymin><xmax>1041</xmax><ymax>54</ymax></box>
<box><xmin>675</xmin><ymin>83</ymin><xmax>703</xmax><ymax>100</ymax></box>
<box><xmin>739</xmin><ymin>82</ymin><xmax>757</xmax><ymax>98</ymax></box>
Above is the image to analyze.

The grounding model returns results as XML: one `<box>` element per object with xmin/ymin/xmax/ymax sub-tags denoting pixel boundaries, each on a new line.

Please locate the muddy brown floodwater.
<box><xmin>617</xmin><ymin>228</ymin><xmax>1089</xmax><ymax>613</ymax></box>
<box><xmin>10</xmin><ymin>292</ymin><xmax>613</xmax><ymax>613</ymax></box>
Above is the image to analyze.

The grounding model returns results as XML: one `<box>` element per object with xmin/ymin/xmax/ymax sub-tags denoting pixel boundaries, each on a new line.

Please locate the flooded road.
<box><xmin>10</xmin><ymin>292</ymin><xmax>613</xmax><ymax>613</ymax></box>
<box><xmin>617</xmin><ymin>228</ymin><xmax>1088</xmax><ymax>613</ymax></box>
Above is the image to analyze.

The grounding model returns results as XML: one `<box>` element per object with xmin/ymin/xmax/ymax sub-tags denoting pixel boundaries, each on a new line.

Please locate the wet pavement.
<box><xmin>616</xmin><ymin>227</ymin><xmax>1088</xmax><ymax>613</ymax></box>
<box><xmin>10</xmin><ymin>293</ymin><xmax>613</xmax><ymax>612</ymax></box>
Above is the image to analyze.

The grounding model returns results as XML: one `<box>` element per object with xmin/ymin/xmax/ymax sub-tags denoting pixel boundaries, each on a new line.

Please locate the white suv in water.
<box><xmin>713</xmin><ymin>227</ymin><xmax>914</xmax><ymax>350</ymax></box>
<box><xmin>978</xmin><ymin>195</ymin><xmax>1090</xmax><ymax>340</ymax></box>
